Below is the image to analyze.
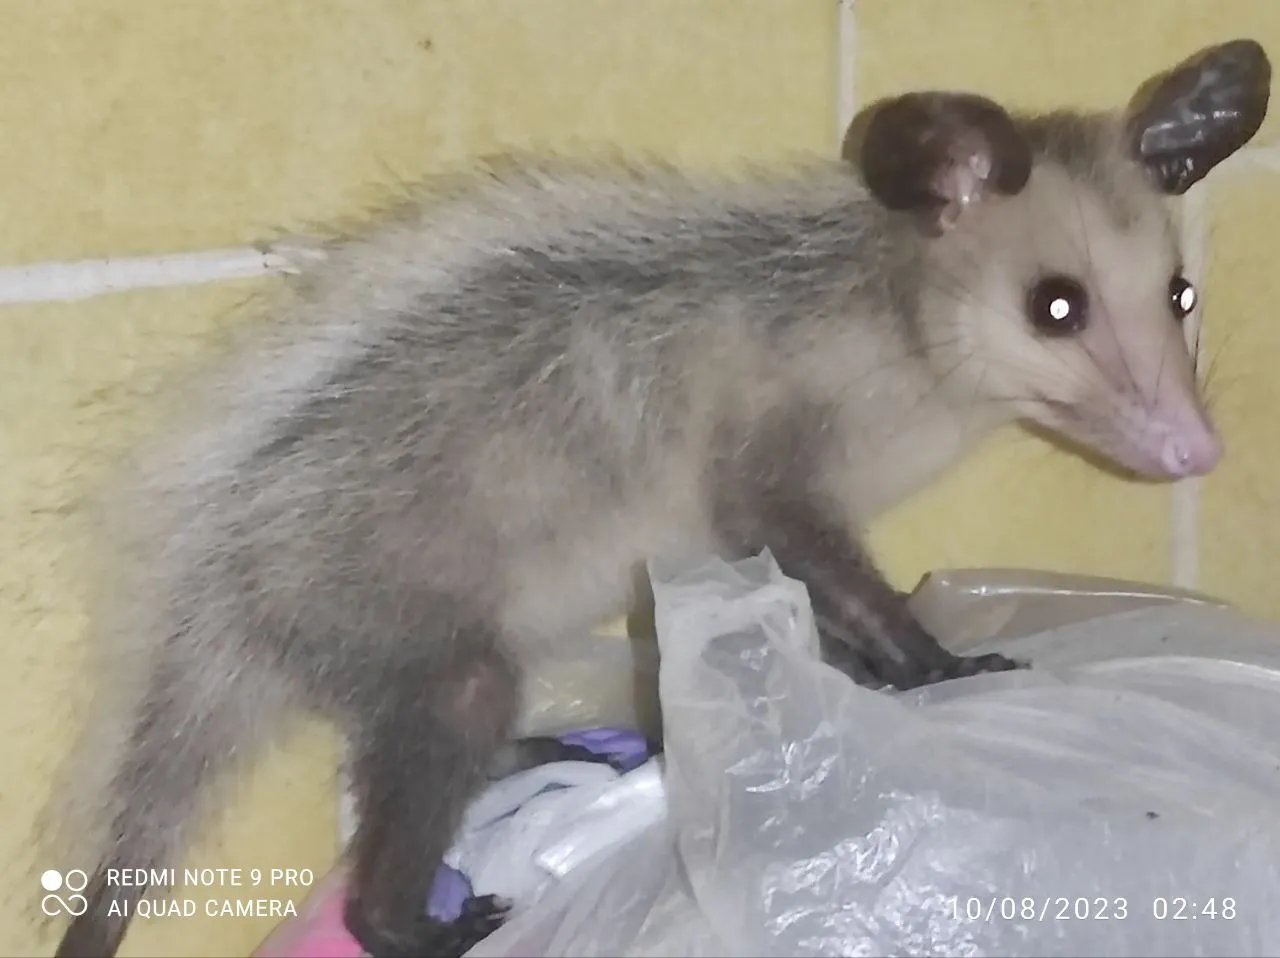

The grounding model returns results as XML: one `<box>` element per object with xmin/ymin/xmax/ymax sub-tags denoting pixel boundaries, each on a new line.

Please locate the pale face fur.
<box><xmin>928</xmin><ymin>116</ymin><xmax>1219</xmax><ymax>480</ymax></box>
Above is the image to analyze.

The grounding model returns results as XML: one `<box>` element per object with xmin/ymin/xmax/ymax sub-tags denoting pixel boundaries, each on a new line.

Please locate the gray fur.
<box><xmin>44</xmin><ymin>39</ymin><xmax>1270</xmax><ymax>957</ymax></box>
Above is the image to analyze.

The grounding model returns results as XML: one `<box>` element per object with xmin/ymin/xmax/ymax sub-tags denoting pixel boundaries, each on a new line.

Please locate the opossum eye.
<box><xmin>1169</xmin><ymin>275</ymin><xmax>1197</xmax><ymax>320</ymax></box>
<box><xmin>1027</xmin><ymin>275</ymin><xmax>1088</xmax><ymax>336</ymax></box>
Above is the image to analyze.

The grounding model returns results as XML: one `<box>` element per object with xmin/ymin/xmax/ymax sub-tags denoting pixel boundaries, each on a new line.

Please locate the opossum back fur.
<box><xmin>38</xmin><ymin>150</ymin><xmax>1016</xmax><ymax>888</ymax></box>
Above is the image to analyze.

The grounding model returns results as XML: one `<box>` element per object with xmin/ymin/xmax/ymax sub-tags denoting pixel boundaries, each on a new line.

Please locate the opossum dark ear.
<box><xmin>1123</xmin><ymin>39</ymin><xmax>1271</xmax><ymax>195</ymax></box>
<box><xmin>843</xmin><ymin>91</ymin><xmax>1032</xmax><ymax>235</ymax></box>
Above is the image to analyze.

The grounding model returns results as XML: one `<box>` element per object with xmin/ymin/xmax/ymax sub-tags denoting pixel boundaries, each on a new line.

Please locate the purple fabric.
<box><xmin>559</xmin><ymin>727</ymin><xmax>651</xmax><ymax>772</ymax></box>
<box><xmin>426</xmin><ymin>727</ymin><xmax>653</xmax><ymax>922</ymax></box>
<box><xmin>427</xmin><ymin>867</ymin><xmax>475</xmax><ymax>923</ymax></box>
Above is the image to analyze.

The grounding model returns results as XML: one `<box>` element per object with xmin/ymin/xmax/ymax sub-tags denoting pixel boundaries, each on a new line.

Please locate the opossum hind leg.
<box><xmin>342</xmin><ymin>623</ymin><xmax>520</xmax><ymax>958</ymax></box>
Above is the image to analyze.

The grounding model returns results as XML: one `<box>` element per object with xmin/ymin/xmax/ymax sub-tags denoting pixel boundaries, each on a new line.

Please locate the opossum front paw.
<box><xmin>925</xmin><ymin>651</ymin><xmax>1026</xmax><ymax>685</ymax></box>
<box><xmin>816</xmin><ymin>632</ymin><xmax>884</xmax><ymax>688</ymax></box>
<box><xmin>346</xmin><ymin>894</ymin><xmax>510</xmax><ymax>958</ymax></box>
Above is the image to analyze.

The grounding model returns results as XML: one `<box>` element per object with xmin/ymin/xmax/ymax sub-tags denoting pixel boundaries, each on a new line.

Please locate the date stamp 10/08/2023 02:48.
<box><xmin>947</xmin><ymin>896</ymin><xmax>1238</xmax><ymax>924</ymax></box>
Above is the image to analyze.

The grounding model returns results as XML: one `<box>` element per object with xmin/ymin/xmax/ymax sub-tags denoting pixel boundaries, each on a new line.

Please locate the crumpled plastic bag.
<box><xmin>467</xmin><ymin>549</ymin><xmax>1280</xmax><ymax>957</ymax></box>
<box><xmin>442</xmin><ymin>734</ymin><xmax>662</xmax><ymax>913</ymax></box>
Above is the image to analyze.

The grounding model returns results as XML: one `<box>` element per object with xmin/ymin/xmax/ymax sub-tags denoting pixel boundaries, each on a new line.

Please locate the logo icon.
<box><xmin>40</xmin><ymin>869</ymin><xmax>89</xmax><ymax>918</ymax></box>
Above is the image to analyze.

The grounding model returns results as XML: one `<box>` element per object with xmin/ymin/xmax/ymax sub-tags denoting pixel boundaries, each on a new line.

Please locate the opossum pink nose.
<box><xmin>1159</xmin><ymin>421</ymin><xmax>1223</xmax><ymax>478</ymax></box>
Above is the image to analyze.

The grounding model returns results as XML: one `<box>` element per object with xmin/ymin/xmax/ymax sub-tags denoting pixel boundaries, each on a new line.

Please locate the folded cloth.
<box><xmin>253</xmin><ymin>728</ymin><xmax>655</xmax><ymax>958</ymax></box>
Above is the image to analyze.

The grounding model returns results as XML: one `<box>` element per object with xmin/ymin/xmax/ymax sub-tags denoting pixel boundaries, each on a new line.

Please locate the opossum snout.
<box><xmin>1113</xmin><ymin>395</ymin><xmax>1223</xmax><ymax>480</ymax></box>
<box><xmin>1155</xmin><ymin>413</ymin><xmax>1223</xmax><ymax>478</ymax></box>
<box><xmin>1035</xmin><ymin>381</ymin><xmax>1224</xmax><ymax>482</ymax></box>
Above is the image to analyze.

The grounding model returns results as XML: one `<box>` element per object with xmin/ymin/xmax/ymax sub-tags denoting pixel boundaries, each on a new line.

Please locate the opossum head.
<box><xmin>846</xmin><ymin>39</ymin><xmax>1271</xmax><ymax>480</ymax></box>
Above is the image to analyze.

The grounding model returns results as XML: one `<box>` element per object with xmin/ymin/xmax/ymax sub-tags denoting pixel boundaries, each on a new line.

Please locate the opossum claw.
<box><xmin>923</xmin><ymin>651</ymin><xmax>1026</xmax><ymax>686</ymax></box>
<box><xmin>346</xmin><ymin>894</ymin><xmax>510</xmax><ymax>958</ymax></box>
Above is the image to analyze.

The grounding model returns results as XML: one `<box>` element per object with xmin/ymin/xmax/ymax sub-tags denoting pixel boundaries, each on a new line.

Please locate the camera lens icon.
<box><xmin>40</xmin><ymin>869</ymin><xmax>89</xmax><ymax>917</ymax></box>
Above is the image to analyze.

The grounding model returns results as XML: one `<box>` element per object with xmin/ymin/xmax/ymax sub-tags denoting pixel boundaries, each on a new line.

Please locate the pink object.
<box><xmin>253</xmin><ymin>868</ymin><xmax>364</xmax><ymax>958</ymax></box>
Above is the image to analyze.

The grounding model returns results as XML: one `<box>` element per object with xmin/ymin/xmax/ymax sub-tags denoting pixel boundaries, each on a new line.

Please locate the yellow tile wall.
<box><xmin>1199</xmin><ymin>176</ymin><xmax>1280</xmax><ymax>618</ymax></box>
<box><xmin>5</xmin><ymin>3</ymin><xmax>1280</xmax><ymax>957</ymax></box>
<box><xmin>0</xmin><ymin>0</ymin><xmax>837</xmax><ymax>265</ymax></box>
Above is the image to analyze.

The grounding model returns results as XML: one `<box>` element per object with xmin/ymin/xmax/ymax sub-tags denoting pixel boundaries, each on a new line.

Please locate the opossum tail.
<box><xmin>42</xmin><ymin>626</ymin><xmax>289</xmax><ymax>958</ymax></box>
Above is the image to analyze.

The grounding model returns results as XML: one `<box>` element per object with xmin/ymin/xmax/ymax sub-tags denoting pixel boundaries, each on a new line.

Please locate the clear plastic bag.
<box><xmin>469</xmin><ymin>550</ymin><xmax>1280</xmax><ymax>957</ymax></box>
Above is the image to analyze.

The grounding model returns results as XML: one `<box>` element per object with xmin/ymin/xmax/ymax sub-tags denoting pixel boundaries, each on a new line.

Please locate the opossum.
<box><xmin>46</xmin><ymin>38</ymin><xmax>1269</xmax><ymax>958</ymax></box>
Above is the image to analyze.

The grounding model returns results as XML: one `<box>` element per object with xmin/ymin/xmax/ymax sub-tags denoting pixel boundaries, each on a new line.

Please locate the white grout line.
<box><xmin>1170</xmin><ymin>183</ymin><xmax>1210</xmax><ymax>591</ymax></box>
<box><xmin>0</xmin><ymin>122</ymin><xmax>1263</xmax><ymax>316</ymax></box>
<box><xmin>835</xmin><ymin>0</ymin><xmax>858</xmax><ymax>145</ymax></box>
<box><xmin>0</xmin><ymin>245</ymin><xmax>322</xmax><ymax>306</ymax></box>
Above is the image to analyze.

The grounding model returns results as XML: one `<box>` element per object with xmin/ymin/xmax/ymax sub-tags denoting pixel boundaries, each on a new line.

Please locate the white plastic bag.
<box><xmin>445</xmin><ymin>756</ymin><xmax>667</xmax><ymax>909</ymax></box>
<box><xmin>469</xmin><ymin>550</ymin><xmax>1280</xmax><ymax>957</ymax></box>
